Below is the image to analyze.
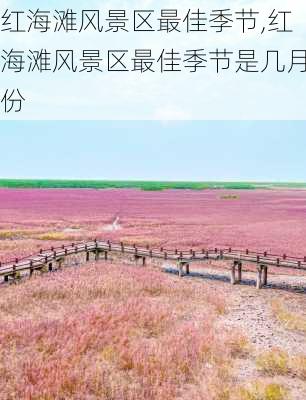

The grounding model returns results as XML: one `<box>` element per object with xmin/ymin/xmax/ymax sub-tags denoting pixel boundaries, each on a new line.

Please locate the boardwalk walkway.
<box><xmin>0</xmin><ymin>240</ymin><xmax>306</xmax><ymax>289</ymax></box>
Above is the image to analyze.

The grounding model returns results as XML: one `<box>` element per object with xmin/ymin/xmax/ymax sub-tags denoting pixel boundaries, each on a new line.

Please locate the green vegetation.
<box><xmin>0</xmin><ymin>179</ymin><xmax>305</xmax><ymax>191</ymax></box>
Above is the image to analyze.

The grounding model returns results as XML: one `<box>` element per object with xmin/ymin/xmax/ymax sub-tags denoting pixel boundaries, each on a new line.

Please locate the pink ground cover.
<box><xmin>0</xmin><ymin>189</ymin><xmax>304</xmax><ymax>399</ymax></box>
<box><xmin>0</xmin><ymin>188</ymin><xmax>306</xmax><ymax>261</ymax></box>
<box><xmin>0</xmin><ymin>262</ymin><xmax>233</xmax><ymax>400</ymax></box>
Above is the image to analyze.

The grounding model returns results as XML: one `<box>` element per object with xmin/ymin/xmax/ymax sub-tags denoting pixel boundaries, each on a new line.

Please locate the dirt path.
<box><xmin>162</xmin><ymin>263</ymin><xmax>306</xmax><ymax>399</ymax></box>
<box><xmin>207</xmin><ymin>268</ymin><xmax>306</xmax><ymax>399</ymax></box>
<box><xmin>222</xmin><ymin>278</ymin><xmax>306</xmax><ymax>353</ymax></box>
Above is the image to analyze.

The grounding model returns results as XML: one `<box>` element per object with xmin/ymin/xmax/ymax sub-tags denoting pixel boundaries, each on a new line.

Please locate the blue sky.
<box><xmin>0</xmin><ymin>120</ymin><xmax>305</xmax><ymax>181</ymax></box>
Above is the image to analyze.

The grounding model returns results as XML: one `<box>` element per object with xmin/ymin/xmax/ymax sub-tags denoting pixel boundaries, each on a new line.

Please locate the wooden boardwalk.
<box><xmin>0</xmin><ymin>240</ymin><xmax>306</xmax><ymax>289</ymax></box>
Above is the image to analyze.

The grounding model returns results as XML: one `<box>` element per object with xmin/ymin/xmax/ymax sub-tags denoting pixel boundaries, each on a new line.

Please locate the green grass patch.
<box><xmin>0</xmin><ymin>179</ymin><xmax>305</xmax><ymax>191</ymax></box>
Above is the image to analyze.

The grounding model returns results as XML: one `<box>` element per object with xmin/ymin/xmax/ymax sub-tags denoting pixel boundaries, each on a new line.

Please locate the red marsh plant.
<box><xmin>0</xmin><ymin>262</ymin><xmax>233</xmax><ymax>400</ymax></box>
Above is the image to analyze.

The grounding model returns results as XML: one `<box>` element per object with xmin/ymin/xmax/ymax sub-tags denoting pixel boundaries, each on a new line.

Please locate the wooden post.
<box><xmin>178</xmin><ymin>262</ymin><xmax>183</xmax><ymax>278</ymax></box>
<box><xmin>263</xmin><ymin>265</ymin><xmax>268</xmax><ymax>286</ymax></box>
<box><xmin>185</xmin><ymin>263</ymin><xmax>190</xmax><ymax>275</ymax></box>
<box><xmin>4</xmin><ymin>275</ymin><xmax>9</xmax><ymax>283</ymax></box>
<box><xmin>237</xmin><ymin>262</ymin><xmax>242</xmax><ymax>284</ymax></box>
<box><xmin>86</xmin><ymin>252</ymin><xmax>90</xmax><ymax>262</ymax></box>
<box><xmin>230</xmin><ymin>262</ymin><xmax>236</xmax><ymax>285</ymax></box>
<box><xmin>29</xmin><ymin>261</ymin><xmax>34</xmax><ymax>277</ymax></box>
<box><xmin>256</xmin><ymin>265</ymin><xmax>263</xmax><ymax>289</ymax></box>
<box><xmin>104</xmin><ymin>251</ymin><xmax>108</xmax><ymax>261</ymax></box>
<box><xmin>142</xmin><ymin>256</ymin><xmax>146</xmax><ymax>266</ymax></box>
<box><xmin>48</xmin><ymin>262</ymin><xmax>53</xmax><ymax>272</ymax></box>
<box><xmin>95</xmin><ymin>250</ymin><xmax>100</xmax><ymax>261</ymax></box>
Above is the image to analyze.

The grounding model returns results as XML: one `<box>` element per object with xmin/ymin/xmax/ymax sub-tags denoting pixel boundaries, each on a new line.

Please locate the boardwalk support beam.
<box><xmin>256</xmin><ymin>265</ymin><xmax>264</xmax><ymax>290</ymax></box>
<box><xmin>178</xmin><ymin>262</ymin><xmax>184</xmax><ymax>278</ymax></box>
<box><xmin>186</xmin><ymin>263</ymin><xmax>190</xmax><ymax>275</ymax></box>
<box><xmin>231</xmin><ymin>261</ymin><xmax>237</xmax><ymax>285</ymax></box>
<box><xmin>237</xmin><ymin>262</ymin><xmax>242</xmax><ymax>284</ymax></box>
<box><xmin>134</xmin><ymin>255</ymin><xmax>146</xmax><ymax>266</ymax></box>
<box><xmin>262</xmin><ymin>265</ymin><xmax>268</xmax><ymax>286</ymax></box>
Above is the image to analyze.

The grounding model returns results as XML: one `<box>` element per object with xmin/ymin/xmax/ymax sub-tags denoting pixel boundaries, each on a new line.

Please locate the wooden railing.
<box><xmin>1</xmin><ymin>240</ymin><xmax>305</xmax><ymax>288</ymax></box>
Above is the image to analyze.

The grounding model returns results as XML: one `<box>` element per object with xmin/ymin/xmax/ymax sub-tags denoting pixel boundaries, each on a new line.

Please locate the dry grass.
<box><xmin>34</xmin><ymin>232</ymin><xmax>71</xmax><ymax>241</ymax></box>
<box><xmin>225</xmin><ymin>334</ymin><xmax>252</xmax><ymax>359</ymax></box>
<box><xmin>256</xmin><ymin>349</ymin><xmax>306</xmax><ymax>381</ymax></box>
<box><xmin>256</xmin><ymin>349</ymin><xmax>290</xmax><ymax>376</ymax></box>
<box><xmin>291</xmin><ymin>355</ymin><xmax>306</xmax><ymax>380</ymax></box>
<box><xmin>220</xmin><ymin>195</ymin><xmax>240</xmax><ymax>200</ymax></box>
<box><xmin>0</xmin><ymin>230</ymin><xmax>32</xmax><ymax>240</ymax></box>
<box><xmin>235</xmin><ymin>382</ymin><xmax>289</xmax><ymax>400</ymax></box>
<box><xmin>271</xmin><ymin>300</ymin><xmax>306</xmax><ymax>333</ymax></box>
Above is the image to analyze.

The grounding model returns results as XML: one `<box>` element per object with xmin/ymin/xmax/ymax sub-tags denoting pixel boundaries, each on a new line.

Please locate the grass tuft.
<box><xmin>226</xmin><ymin>333</ymin><xmax>252</xmax><ymax>359</ymax></box>
<box><xmin>237</xmin><ymin>382</ymin><xmax>289</xmax><ymax>400</ymax></box>
<box><xmin>35</xmin><ymin>232</ymin><xmax>71</xmax><ymax>241</ymax></box>
<box><xmin>256</xmin><ymin>349</ymin><xmax>290</xmax><ymax>376</ymax></box>
<box><xmin>220</xmin><ymin>194</ymin><xmax>240</xmax><ymax>200</ymax></box>
<box><xmin>271</xmin><ymin>300</ymin><xmax>306</xmax><ymax>333</ymax></box>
